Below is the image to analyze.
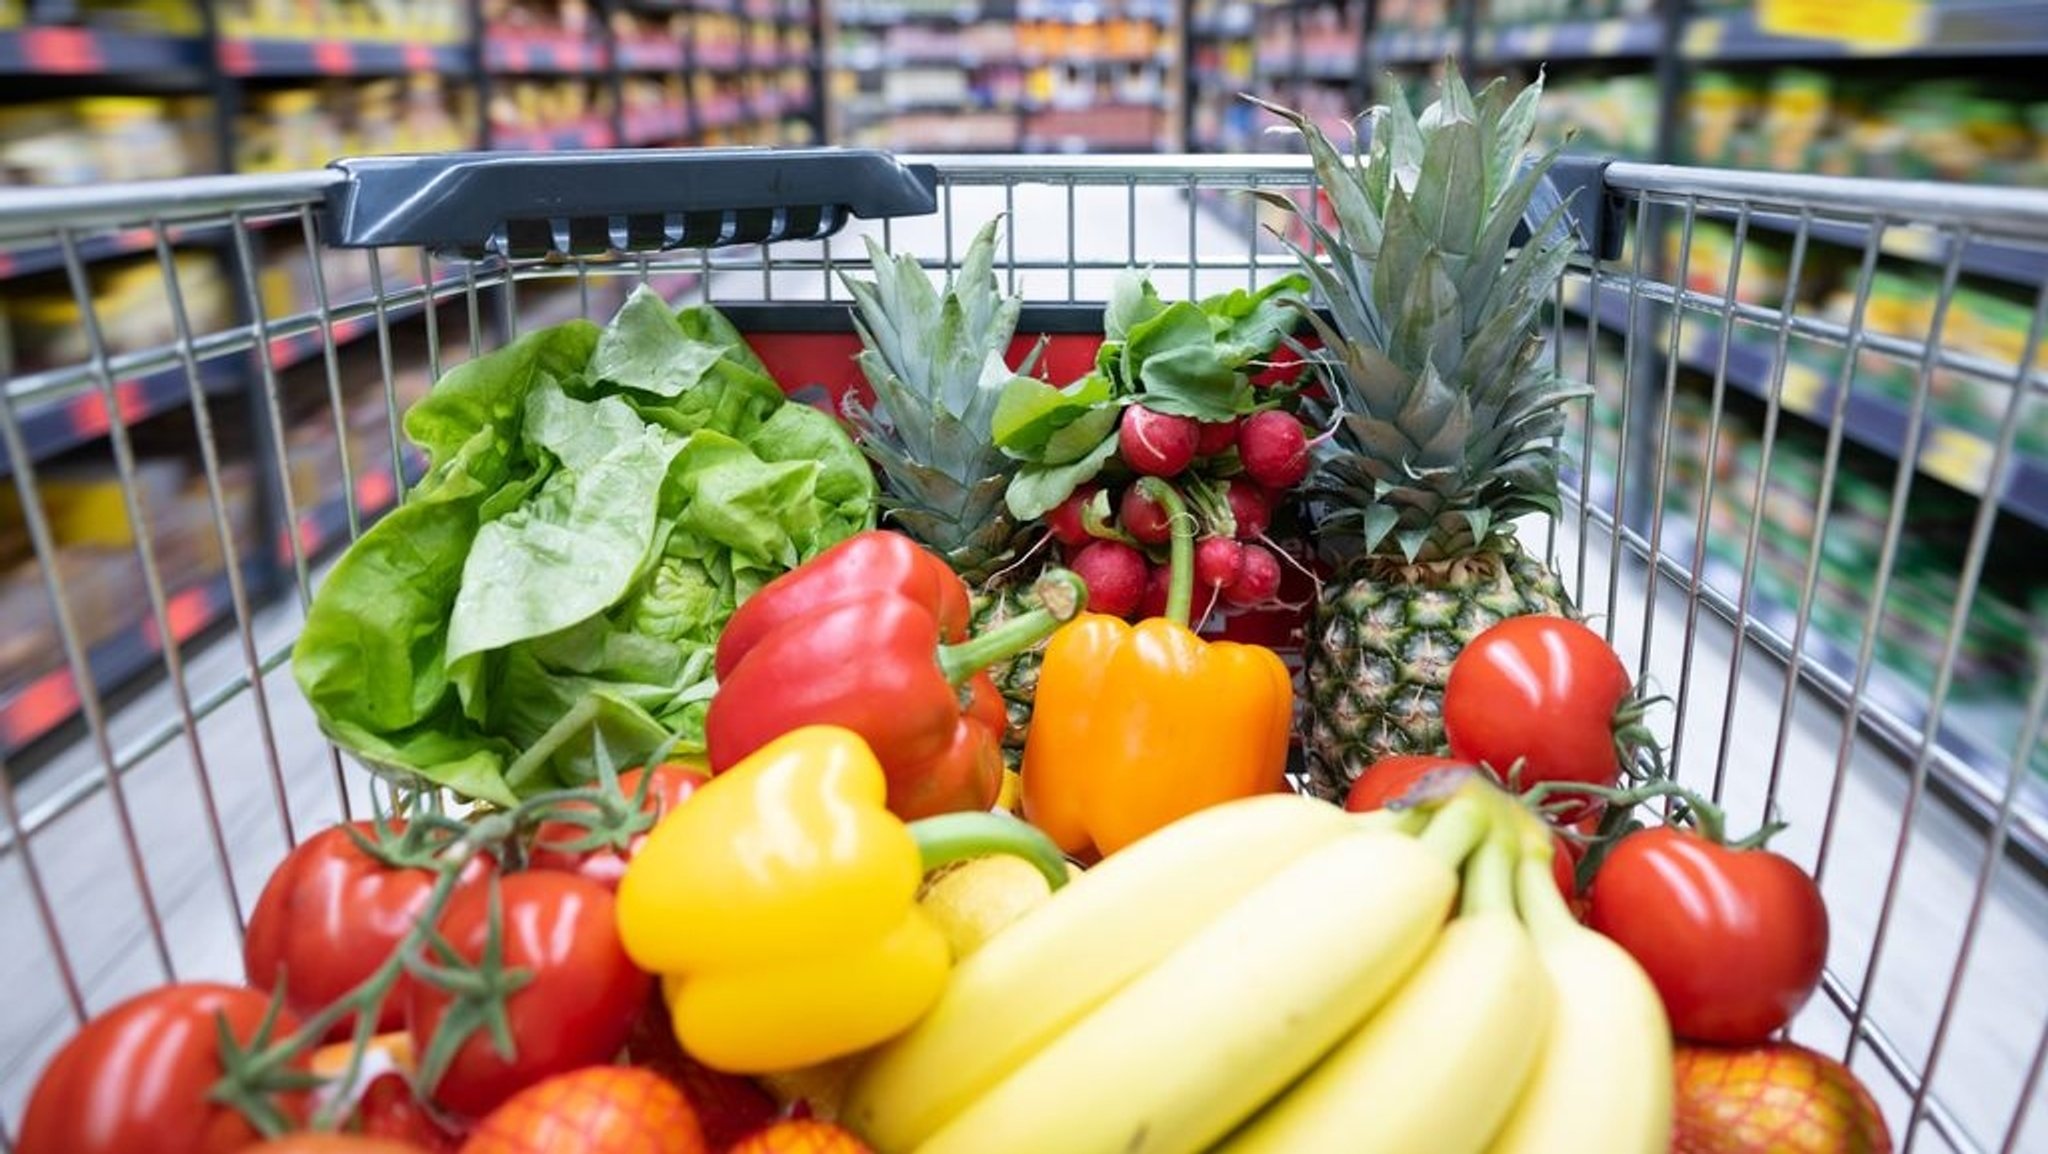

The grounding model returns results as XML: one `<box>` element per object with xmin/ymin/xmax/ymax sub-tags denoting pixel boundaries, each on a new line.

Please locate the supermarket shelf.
<box><xmin>1653</xmin><ymin>517</ymin><xmax>2048</xmax><ymax>865</ymax></box>
<box><xmin>0</xmin><ymin>26</ymin><xmax>205</xmax><ymax>75</ymax></box>
<box><xmin>622</xmin><ymin>105</ymin><xmax>691</xmax><ymax>144</ymax></box>
<box><xmin>1192</xmin><ymin>68</ymin><xmax>1252</xmax><ymax>89</ymax></box>
<box><xmin>1563</xmin><ymin>281</ymin><xmax>2048</xmax><ymax>534</ymax></box>
<box><xmin>690</xmin><ymin>49</ymin><xmax>748</xmax><ymax>70</ymax></box>
<box><xmin>265</xmin><ymin>289</ymin><xmax>439</xmax><ymax>374</ymax></box>
<box><xmin>492</xmin><ymin>118</ymin><xmax>618</xmax><ymax>152</ymax></box>
<box><xmin>217</xmin><ymin>38</ymin><xmax>469</xmax><ymax>77</ymax></box>
<box><xmin>1738</xmin><ymin>213</ymin><xmax>2048</xmax><ymax>290</ymax></box>
<box><xmin>1684</xmin><ymin>0</ymin><xmax>2048</xmax><ymax>60</ymax></box>
<box><xmin>836</xmin><ymin>7</ymin><xmax>1168</xmax><ymax>26</ymax></box>
<box><xmin>0</xmin><ymin>226</ymin><xmax>206</xmax><ymax>282</ymax></box>
<box><xmin>0</xmin><ymin>563</ymin><xmax>262</xmax><ymax>758</ymax></box>
<box><xmin>288</xmin><ymin>454</ymin><xmax>419</xmax><ymax>565</ymax></box>
<box><xmin>839</xmin><ymin>50</ymin><xmax>1170</xmax><ymax>69</ymax></box>
<box><xmin>485</xmin><ymin>35</ymin><xmax>608</xmax><ymax>73</ymax></box>
<box><xmin>0</xmin><ymin>359</ymin><xmax>241</xmax><ymax>478</ymax></box>
<box><xmin>1475</xmin><ymin>16</ymin><xmax>1664</xmax><ymax>63</ymax></box>
<box><xmin>613</xmin><ymin>42</ymin><xmax>686</xmax><ymax>71</ymax></box>
<box><xmin>1373</xmin><ymin>26</ymin><xmax>1459</xmax><ymax>64</ymax></box>
<box><xmin>1295</xmin><ymin>53</ymin><xmax>1358</xmax><ymax>81</ymax></box>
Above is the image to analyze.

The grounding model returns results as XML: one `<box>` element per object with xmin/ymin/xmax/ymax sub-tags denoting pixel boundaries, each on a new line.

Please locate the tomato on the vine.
<box><xmin>1588</xmin><ymin>826</ymin><xmax>1829</xmax><ymax>1044</ymax></box>
<box><xmin>527</xmin><ymin>764</ymin><xmax>709</xmax><ymax>889</ymax></box>
<box><xmin>406</xmin><ymin>872</ymin><xmax>651</xmax><ymax>1119</ymax></box>
<box><xmin>245</xmin><ymin>821</ymin><xmax>495</xmax><ymax>1039</ymax></box>
<box><xmin>247</xmin><ymin>1137</ymin><xmax>434</xmax><ymax>1154</ymax></box>
<box><xmin>623</xmin><ymin>996</ymin><xmax>780</xmax><ymax>1150</ymax></box>
<box><xmin>18</xmin><ymin>982</ymin><xmax>306</xmax><ymax>1154</ymax></box>
<box><xmin>457</xmin><ymin>1066</ymin><xmax>706</xmax><ymax>1154</ymax></box>
<box><xmin>1339</xmin><ymin>756</ymin><xmax>1477</xmax><ymax>814</ymax></box>
<box><xmin>353</xmin><ymin>1072</ymin><xmax>462</xmax><ymax>1153</ymax></box>
<box><xmin>1442</xmin><ymin>615</ymin><xmax>1638</xmax><ymax>822</ymax></box>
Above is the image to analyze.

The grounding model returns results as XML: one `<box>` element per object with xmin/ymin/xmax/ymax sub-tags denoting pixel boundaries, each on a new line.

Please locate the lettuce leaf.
<box><xmin>292</xmin><ymin>287</ymin><xmax>875</xmax><ymax>805</ymax></box>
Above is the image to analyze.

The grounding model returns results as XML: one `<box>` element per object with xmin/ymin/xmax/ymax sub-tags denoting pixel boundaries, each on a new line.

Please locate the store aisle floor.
<box><xmin>1</xmin><ymin>184</ymin><xmax>2041</xmax><ymax>1152</ymax></box>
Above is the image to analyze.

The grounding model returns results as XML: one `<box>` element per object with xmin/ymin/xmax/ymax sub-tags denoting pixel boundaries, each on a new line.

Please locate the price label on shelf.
<box><xmin>1590</xmin><ymin>20</ymin><xmax>1631</xmax><ymax>55</ymax></box>
<box><xmin>1757</xmin><ymin>0</ymin><xmax>1932</xmax><ymax>51</ymax></box>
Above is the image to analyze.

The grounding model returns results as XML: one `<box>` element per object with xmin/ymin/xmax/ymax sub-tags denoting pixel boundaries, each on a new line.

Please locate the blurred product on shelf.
<box><xmin>1533</xmin><ymin>74</ymin><xmax>1660</xmax><ymax>158</ymax></box>
<box><xmin>9</xmin><ymin>0</ymin><xmax>202</xmax><ymax>34</ymax></box>
<box><xmin>1482</xmin><ymin>0</ymin><xmax>1657</xmax><ymax>21</ymax></box>
<box><xmin>1375</xmin><ymin>0</ymin><xmax>1454</xmax><ymax>32</ymax></box>
<box><xmin>0</xmin><ymin>96</ymin><xmax>214</xmax><ymax>186</ymax></box>
<box><xmin>5</xmin><ymin>251</ymin><xmax>229</xmax><ymax>369</ymax></box>
<box><xmin>237</xmin><ymin>78</ymin><xmax>469</xmax><ymax>173</ymax></box>
<box><xmin>481</xmin><ymin>0</ymin><xmax>592</xmax><ymax>41</ymax></box>
<box><xmin>218</xmin><ymin>0</ymin><xmax>465</xmax><ymax>41</ymax></box>
<box><xmin>1686</xmin><ymin>69</ymin><xmax>2047</xmax><ymax>184</ymax></box>
<box><xmin>490</xmin><ymin>78</ymin><xmax>613</xmax><ymax>147</ymax></box>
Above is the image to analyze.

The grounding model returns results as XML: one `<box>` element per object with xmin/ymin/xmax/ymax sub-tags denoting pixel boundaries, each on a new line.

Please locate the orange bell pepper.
<box><xmin>1021</xmin><ymin>478</ymin><xmax>1293</xmax><ymax>858</ymax></box>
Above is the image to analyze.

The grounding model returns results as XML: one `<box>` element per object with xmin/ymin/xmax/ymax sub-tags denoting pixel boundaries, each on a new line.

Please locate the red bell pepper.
<box><xmin>707</xmin><ymin>531</ymin><xmax>1086</xmax><ymax>819</ymax></box>
<box><xmin>715</xmin><ymin>530</ymin><xmax>974</xmax><ymax>680</ymax></box>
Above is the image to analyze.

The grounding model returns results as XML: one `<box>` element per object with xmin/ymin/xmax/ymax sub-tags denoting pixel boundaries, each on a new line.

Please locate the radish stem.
<box><xmin>1136</xmin><ymin>477</ymin><xmax>1195</xmax><ymax>628</ymax></box>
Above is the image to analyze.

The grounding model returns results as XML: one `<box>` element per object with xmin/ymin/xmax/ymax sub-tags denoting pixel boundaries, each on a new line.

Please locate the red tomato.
<box><xmin>728</xmin><ymin>1119</ymin><xmax>874</xmax><ymax>1154</ymax></box>
<box><xmin>245</xmin><ymin>822</ymin><xmax>495</xmax><ymax>1039</ymax></box>
<box><xmin>248</xmin><ymin>1137</ymin><xmax>433</xmax><ymax>1154</ymax></box>
<box><xmin>457</xmin><ymin>1066</ymin><xmax>705</xmax><ymax>1154</ymax></box>
<box><xmin>407</xmin><ymin>873</ymin><xmax>651</xmax><ymax>1119</ymax></box>
<box><xmin>18</xmin><ymin>983</ymin><xmax>305</xmax><ymax>1154</ymax></box>
<box><xmin>353</xmin><ymin>1073</ymin><xmax>463</xmax><ymax>1153</ymax></box>
<box><xmin>527</xmin><ymin>764</ymin><xmax>709</xmax><ymax>889</ymax></box>
<box><xmin>623</xmin><ymin>997</ymin><xmax>779</xmax><ymax>1150</ymax></box>
<box><xmin>1340</xmin><ymin>755</ymin><xmax>1479</xmax><ymax>813</ymax></box>
<box><xmin>1673</xmin><ymin>1042</ymin><xmax>1891</xmax><ymax>1153</ymax></box>
<box><xmin>1442</xmin><ymin>616</ymin><xmax>1634</xmax><ymax>822</ymax></box>
<box><xmin>1588</xmin><ymin>827</ymin><xmax>1829</xmax><ymax>1044</ymax></box>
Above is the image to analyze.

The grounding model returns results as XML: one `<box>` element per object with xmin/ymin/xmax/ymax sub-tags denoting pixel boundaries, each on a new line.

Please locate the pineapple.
<box><xmin>839</xmin><ymin>218</ymin><xmax>1048</xmax><ymax>771</ymax></box>
<box><xmin>1253</xmin><ymin>67</ymin><xmax>1586</xmax><ymax>801</ymax></box>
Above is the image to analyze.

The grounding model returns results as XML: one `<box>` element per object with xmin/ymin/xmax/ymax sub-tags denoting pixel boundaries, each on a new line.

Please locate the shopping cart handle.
<box><xmin>1537</xmin><ymin>155</ymin><xmax>1626</xmax><ymax>264</ymax></box>
<box><xmin>321</xmin><ymin>148</ymin><xmax>940</xmax><ymax>259</ymax></box>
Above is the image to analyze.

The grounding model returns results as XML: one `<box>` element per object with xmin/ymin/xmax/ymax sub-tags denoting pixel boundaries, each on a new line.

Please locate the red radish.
<box><xmin>1224</xmin><ymin>480</ymin><xmax>1273</xmax><ymax>541</ymax></box>
<box><xmin>1118</xmin><ymin>485</ymin><xmax>1174</xmax><ymax>546</ymax></box>
<box><xmin>1047</xmin><ymin>484</ymin><xmax>1101</xmax><ymax>547</ymax></box>
<box><xmin>1070</xmin><ymin>540</ymin><xmax>1148</xmax><ymax>618</ymax></box>
<box><xmin>1119</xmin><ymin>406</ymin><xmax>1200</xmax><ymax>478</ymax></box>
<box><xmin>1221</xmin><ymin>542</ymin><xmax>1282</xmax><ymax>608</ymax></box>
<box><xmin>1195</xmin><ymin>537</ymin><xmax>1245</xmax><ymax>591</ymax></box>
<box><xmin>1137</xmin><ymin>563</ymin><xmax>1173</xmax><ymax>621</ymax></box>
<box><xmin>1238</xmin><ymin>411</ymin><xmax>1311</xmax><ymax>490</ymax></box>
<box><xmin>1195</xmin><ymin>418</ymin><xmax>1241</xmax><ymax>456</ymax></box>
<box><xmin>1250</xmin><ymin>345</ymin><xmax>1306</xmax><ymax>388</ymax></box>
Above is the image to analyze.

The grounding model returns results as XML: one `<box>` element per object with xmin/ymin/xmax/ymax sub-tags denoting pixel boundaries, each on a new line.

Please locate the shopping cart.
<box><xmin>0</xmin><ymin>146</ymin><xmax>2042</xmax><ymax>1152</ymax></box>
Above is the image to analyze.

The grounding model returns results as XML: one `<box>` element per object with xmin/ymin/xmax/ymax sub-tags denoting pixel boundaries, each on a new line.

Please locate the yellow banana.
<box><xmin>1219</xmin><ymin>836</ymin><xmax>1551</xmax><ymax>1154</ymax></box>
<box><xmin>843</xmin><ymin>792</ymin><xmax>1359</xmax><ymax>1151</ymax></box>
<box><xmin>914</xmin><ymin>820</ymin><xmax>1465</xmax><ymax>1154</ymax></box>
<box><xmin>1488</xmin><ymin>830</ymin><xmax>1673</xmax><ymax>1154</ymax></box>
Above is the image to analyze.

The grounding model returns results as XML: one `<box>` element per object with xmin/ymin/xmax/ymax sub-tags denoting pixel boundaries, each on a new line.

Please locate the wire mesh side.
<box><xmin>1556</xmin><ymin>168</ymin><xmax>2048</xmax><ymax>1154</ymax></box>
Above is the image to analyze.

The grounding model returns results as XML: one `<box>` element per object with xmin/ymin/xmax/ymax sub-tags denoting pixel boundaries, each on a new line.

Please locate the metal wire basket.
<box><xmin>0</xmin><ymin>148</ymin><xmax>2042</xmax><ymax>1152</ymax></box>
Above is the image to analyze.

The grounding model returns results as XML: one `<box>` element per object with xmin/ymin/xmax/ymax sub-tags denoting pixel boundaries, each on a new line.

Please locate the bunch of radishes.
<box><xmin>1046</xmin><ymin>404</ymin><xmax>1311</xmax><ymax>624</ymax></box>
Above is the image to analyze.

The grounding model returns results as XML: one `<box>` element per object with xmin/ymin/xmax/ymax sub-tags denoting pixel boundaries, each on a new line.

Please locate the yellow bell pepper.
<box><xmin>1022</xmin><ymin>478</ymin><xmax>1294</xmax><ymax>860</ymax></box>
<box><xmin>615</xmin><ymin>724</ymin><xmax>1068</xmax><ymax>1073</ymax></box>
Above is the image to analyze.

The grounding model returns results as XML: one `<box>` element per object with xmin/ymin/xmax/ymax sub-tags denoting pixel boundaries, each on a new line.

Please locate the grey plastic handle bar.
<box><xmin>322</xmin><ymin>147</ymin><xmax>940</xmax><ymax>260</ymax></box>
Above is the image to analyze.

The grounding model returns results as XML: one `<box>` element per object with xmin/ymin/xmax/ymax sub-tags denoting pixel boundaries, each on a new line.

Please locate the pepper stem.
<box><xmin>935</xmin><ymin>568</ymin><xmax>1088</xmax><ymax>686</ymax></box>
<box><xmin>909</xmin><ymin>811</ymin><xmax>1072</xmax><ymax>892</ymax></box>
<box><xmin>1136</xmin><ymin>477</ymin><xmax>1195</xmax><ymax>627</ymax></box>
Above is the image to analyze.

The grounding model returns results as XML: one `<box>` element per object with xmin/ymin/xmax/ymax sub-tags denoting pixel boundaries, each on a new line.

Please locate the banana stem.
<box><xmin>1459</xmin><ymin>828</ymin><xmax>1518</xmax><ymax>919</ymax></box>
<box><xmin>1514</xmin><ymin>849</ymin><xmax>1577</xmax><ymax>943</ymax></box>
<box><xmin>1416</xmin><ymin>792</ymin><xmax>1492</xmax><ymax>869</ymax></box>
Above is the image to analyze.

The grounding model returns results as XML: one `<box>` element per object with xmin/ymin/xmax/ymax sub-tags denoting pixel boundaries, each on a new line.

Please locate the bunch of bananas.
<box><xmin>841</xmin><ymin>783</ymin><xmax>1674</xmax><ymax>1154</ymax></box>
